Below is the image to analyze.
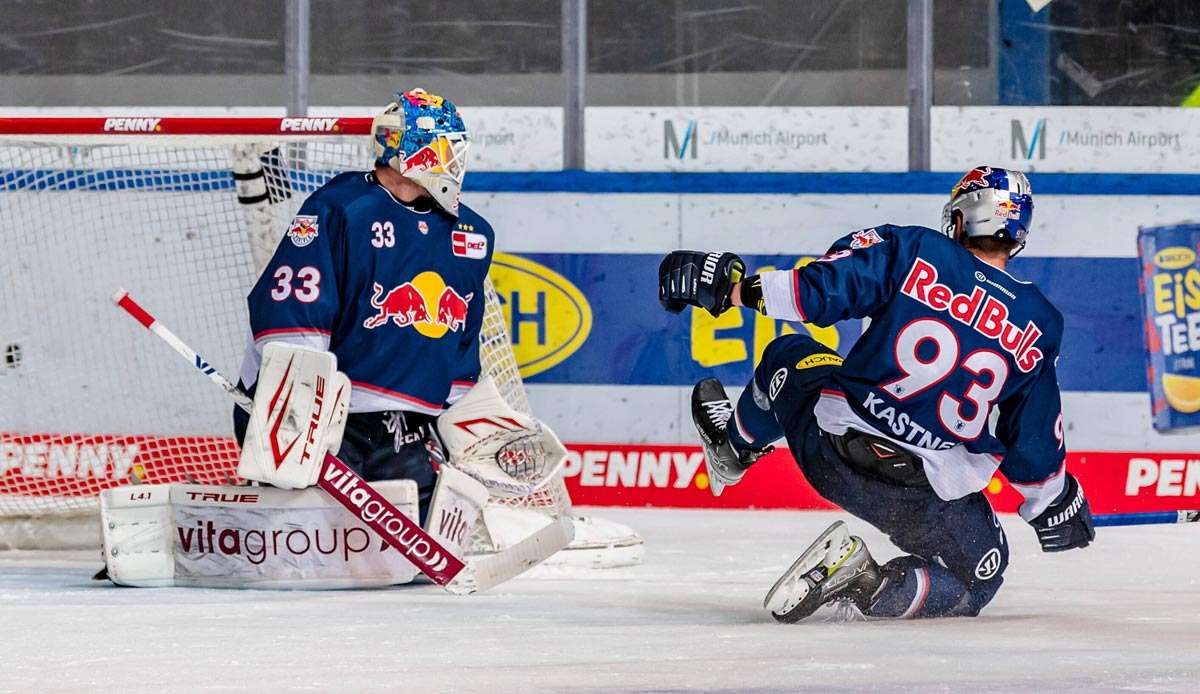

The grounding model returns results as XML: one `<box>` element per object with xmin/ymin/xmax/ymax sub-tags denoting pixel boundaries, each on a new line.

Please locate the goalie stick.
<box><xmin>1093</xmin><ymin>510</ymin><xmax>1200</xmax><ymax>527</ymax></box>
<box><xmin>111</xmin><ymin>288</ymin><xmax>572</xmax><ymax>594</ymax></box>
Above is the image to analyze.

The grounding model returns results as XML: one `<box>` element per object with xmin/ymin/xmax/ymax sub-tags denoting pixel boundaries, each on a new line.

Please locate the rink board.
<box><xmin>0</xmin><ymin>432</ymin><xmax>1192</xmax><ymax>516</ymax></box>
<box><xmin>3</xmin><ymin>178</ymin><xmax>1198</xmax><ymax>515</ymax></box>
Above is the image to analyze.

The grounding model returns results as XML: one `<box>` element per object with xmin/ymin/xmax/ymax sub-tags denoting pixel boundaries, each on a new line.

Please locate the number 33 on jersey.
<box><xmin>241</xmin><ymin>171</ymin><xmax>495</xmax><ymax>416</ymax></box>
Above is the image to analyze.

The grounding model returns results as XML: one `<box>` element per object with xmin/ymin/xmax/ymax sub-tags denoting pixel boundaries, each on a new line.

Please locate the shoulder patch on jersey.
<box><xmin>451</xmin><ymin>230</ymin><xmax>488</xmax><ymax>259</ymax></box>
<box><xmin>796</xmin><ymin>353</ymin><xmax>844</xmax><ymax>370</ymax></box>
<box><xmin>850</xmin><ymin>228</ymin><xmax>884</xmax><ymax>249</ymax></box>
<box><xmin>287</xmin><ymin>215</ymin><xmax>319</xmax><ymax>247</ymax></box>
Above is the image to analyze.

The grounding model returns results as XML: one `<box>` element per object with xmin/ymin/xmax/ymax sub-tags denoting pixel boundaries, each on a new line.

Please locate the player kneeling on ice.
<box><xmin>100</xmin><ymin>89</ymin><xmax>569</xmax><ymax>589</ymax></box>
<box><xmin>659</xmin><ymin>167</ymin><xmax>1094</xmax><ymax>621</ymax></box>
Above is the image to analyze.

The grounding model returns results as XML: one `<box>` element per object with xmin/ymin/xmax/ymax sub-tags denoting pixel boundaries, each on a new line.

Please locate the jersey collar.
<box><xmin>364</xmin><ymin>172</ymin><xmax>435</xmax><ymax>214</ymax></box>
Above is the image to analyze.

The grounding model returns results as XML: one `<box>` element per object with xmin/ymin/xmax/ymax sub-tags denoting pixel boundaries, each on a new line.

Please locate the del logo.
<box><xmin>489</xmin><ymin>253</ymin><xmax>591</xmax><ymax>378</ymax></box>
<box><xmin>287</xmin><ymin>215</ymin><xmax>319</xmax><ymax>247</ymax></box>
<box><xmin>1153</xmin><ymin>246</ymin><xmax>1196</xmax><ymax>270</ymax></box>
<box><xmin>363</xmin><ymin>271</ymin><xmax>473</xmax><ymax>338</ymax></box>
<box><xmin>796</xmin><ymin>353</ymin><xmax>844</xmax><ymax>370</ymax></box>
<box><xmin>452</xmin><ymin>229</ymin><xmax>487</xmax><ymax>259</ymax></box>
<box><xmin>849</xmin><ymin>229</ymin><xmax>883</xmax><ymax>250</ymax></box>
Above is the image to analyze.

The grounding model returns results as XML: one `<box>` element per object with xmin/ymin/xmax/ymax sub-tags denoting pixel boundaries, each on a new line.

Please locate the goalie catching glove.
<box><xmin>437</xmin><ymin>377</ymin><xmax>568</xmax><ymax>498</ymax></box>
<box><xmin>237</xmin><ymin>343</ymin><xmax>351</xmax><ymax>489</ymax></box>
<box><xmin>658</xmin><ymin>250</ymin><xmax>745</xmax><ymax>317</ymax></box>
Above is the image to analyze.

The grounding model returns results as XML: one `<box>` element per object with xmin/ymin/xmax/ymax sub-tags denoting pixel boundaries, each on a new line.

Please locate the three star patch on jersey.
<box><xmin>287</xmin><ymin>215</ymin><xmax>319</xmax><ymax>247</ymax></box>
<box><xmin>451</xmin><ymin>229</ymin><xmax>487</xmax><ymax>259</ymax></box>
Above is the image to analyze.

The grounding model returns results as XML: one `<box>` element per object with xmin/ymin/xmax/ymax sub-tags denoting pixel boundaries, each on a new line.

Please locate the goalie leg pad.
<box><xmin>100</xmin><ymin>481</ymin><xmax>420</xmax><ymax>589</ymax></box>
<box><xmin>237</xmin><ymin>343</ymin><xmax>350</xmax><ymax>489</ymax></box>
<box><xmin>424</xmin><ymin>465</ymin><xmax>489</xmax><ymax>559</ymax></box>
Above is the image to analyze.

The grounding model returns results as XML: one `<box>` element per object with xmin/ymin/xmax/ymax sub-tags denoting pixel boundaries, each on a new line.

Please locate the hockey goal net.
<box><xmin>0</xmin><ymin>116</ymin><xmax>641</xmax><ymax>566</ymax></box>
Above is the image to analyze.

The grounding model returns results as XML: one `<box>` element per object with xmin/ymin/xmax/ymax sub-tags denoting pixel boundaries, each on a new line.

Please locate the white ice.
<box><xmin>1</xmin><ymin>508</ymin><xmax>1197</xmax><ymax>693</ymax></box>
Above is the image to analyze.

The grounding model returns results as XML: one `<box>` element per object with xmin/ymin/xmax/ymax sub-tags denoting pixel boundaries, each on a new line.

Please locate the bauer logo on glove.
<box><xmin>658</xmin><ymin>250</ymin><xmax>746</xmax><ymax>317</ymax></box>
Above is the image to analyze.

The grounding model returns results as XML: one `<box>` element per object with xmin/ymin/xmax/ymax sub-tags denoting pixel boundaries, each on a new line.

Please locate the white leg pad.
<box><xmin>425</xmin><ymin>465</ymin><xmax>489</xmax><ymax>558</ymax></box>
<box><xmin>101</xmin><ymin>481</ymin><xmax>420</xmax><ymax>589</ymax></box>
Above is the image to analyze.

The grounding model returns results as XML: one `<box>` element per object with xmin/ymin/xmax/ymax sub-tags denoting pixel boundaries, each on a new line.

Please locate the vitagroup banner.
<box><xmin>585</xmin><ymin>107</ymin><xmax>907</xmax><ymax>172</ymax></box>
<box><xmin>932</xmin><ymin>106</ymin><xmax>1200</xmax><ymax>173</ymax></box>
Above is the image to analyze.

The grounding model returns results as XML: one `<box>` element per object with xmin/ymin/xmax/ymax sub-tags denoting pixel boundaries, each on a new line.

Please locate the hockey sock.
<box><xmin>865</xmin><ymin>556</ymin><xmax>992</xmax><ymax>619</ymax></box>
<box><xmin>729</xmin><ymin>379</ymin><xmax>783</xmax><ymax>452</ymax></box>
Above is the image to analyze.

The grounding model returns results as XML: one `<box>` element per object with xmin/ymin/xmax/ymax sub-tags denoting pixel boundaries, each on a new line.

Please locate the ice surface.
<box><xmin>0</xmin><ymin>508</ymin><xmax>1197</xmax><ymax>693</ymax></box>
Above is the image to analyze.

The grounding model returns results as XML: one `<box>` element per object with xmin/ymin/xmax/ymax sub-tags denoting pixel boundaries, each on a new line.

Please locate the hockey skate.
<box><xmin>763</xmin><ymin>520</ymin><xmax>881</xmax><ymax>623</ymax></box>
<box><xmin>691</xmin><ymin>378</ymin><xmax>771</xmax><ymax>496</ymax></box>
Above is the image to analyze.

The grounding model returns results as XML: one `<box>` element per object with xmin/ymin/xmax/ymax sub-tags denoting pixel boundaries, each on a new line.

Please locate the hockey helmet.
<box><xmin>940</xmin><ymin>166</ymin><xmax>1034</xmax><ymax>257</ymax></box>
<box><xmin>372</xmin><ymin>88</ymin><xmax>469</xmax><ymax>216</ymax></box>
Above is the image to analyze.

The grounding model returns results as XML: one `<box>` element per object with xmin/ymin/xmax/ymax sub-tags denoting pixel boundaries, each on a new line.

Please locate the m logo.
<box><xmin>1011</xmin><ymin>118</ymin><xmax>1047</xmax><ymax>160</ymax></box>
<box><xmin>664</xmin><ymin>119</ymin><xmax>698</xmax><ymax>159</ymax></box>
<box><xmin>974</xmin><ymin>547</ymin><xmax>1002</xmax><ymax>580</ymax></box>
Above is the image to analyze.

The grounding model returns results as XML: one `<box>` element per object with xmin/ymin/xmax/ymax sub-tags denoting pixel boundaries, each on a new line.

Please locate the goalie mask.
<box><xmin>940</xmin><ymin>166</ymin><xmax>1034</xmax><ymax>257</ymax></box>
<box><xmin>372</xmin><ymin>88</ymin><xmax>469</xmax><ymax>216</ymax></box>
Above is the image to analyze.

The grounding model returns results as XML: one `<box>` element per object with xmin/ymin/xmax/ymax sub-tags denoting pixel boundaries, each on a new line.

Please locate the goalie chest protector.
<box><xmin>244</xmin><ymin>171</ymin><xmax>495</xmax><ymax>416</ymax></box>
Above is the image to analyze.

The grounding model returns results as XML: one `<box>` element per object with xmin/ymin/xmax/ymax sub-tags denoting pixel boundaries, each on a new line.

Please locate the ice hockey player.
<box><xmin>234</xmin><ymin>88</ymin><xmax>493</xmax><ymax>526</ymax></box>
<box><xmin>658</xmin><ymin>166</ymin><xmax>1095</xmax><ymax>621</ymax></box>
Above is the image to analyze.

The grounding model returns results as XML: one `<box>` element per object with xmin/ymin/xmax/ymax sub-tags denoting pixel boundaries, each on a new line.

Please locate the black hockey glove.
<box><xmin>658</xmin><ymin>250</ymin><xmax>745</xmax><ymax>317</ymax></box>
<box><xmin>1030</xmin><ymin>473</ymin><xmax>1095</xmax><ymax>553</ymax></box>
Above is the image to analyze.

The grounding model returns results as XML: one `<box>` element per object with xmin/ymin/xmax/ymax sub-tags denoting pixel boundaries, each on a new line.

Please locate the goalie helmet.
<box><xmin>372</xmin><ymin>88</ymin><xmax>469</xmax><ymax>216</ymax></box>
<box><xmin>940</xmin><ymin>165</ymin><xmax>1034</xmax><ymax>257</ymax></box>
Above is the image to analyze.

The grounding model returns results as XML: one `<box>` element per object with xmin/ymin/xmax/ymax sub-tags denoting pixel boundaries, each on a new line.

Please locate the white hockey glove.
<box><xmin>237</xmin><ymin>343</ymin><xmax>350</xmax><ymax>489</ymax></box>
<box><xmin>436</xmin><ymin>377</ymin><xmax>568</xmax><ymax>498</ymax></box>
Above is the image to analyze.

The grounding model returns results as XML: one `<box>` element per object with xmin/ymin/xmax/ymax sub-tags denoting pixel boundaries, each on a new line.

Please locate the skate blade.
<box><xmin>762</xmin><ymin>520</ymin><xmax>848</xmax><ymax>615</ymax></box>
<box><xmin>705</xmin><ymin>456</ymin><xmax>726</xmax><ymax>497</ymax></box>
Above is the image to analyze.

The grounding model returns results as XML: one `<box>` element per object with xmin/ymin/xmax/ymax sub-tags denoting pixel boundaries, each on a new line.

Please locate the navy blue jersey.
<box><xmin>759</xmin><ymin>225</ymin><xmax>1066</xmax><ymax>516</ymax></box>
<box><xmin>238</xmin><ymin>171</ymin><xmax>494</xmax><ymax>416</ymax></box>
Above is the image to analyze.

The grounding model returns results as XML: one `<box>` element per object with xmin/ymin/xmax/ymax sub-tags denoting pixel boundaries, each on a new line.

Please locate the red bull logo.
<box><xmin>403</xmin><ymin>89</ymin><xmax>444</xmax><ymax>109</ymax></box>
<box><xmin>403</xmin><ymin>144</ymin><xmax>444</xmax><ymax>174</ymax></box>
<box><xmin>995</xmin><ymin>199</ymin><xmax>1022</xmax><ymax>220</ymax></box>
<box><xmin>362</xmin><ymin>271</ymin><xmax>473</xmax><ymax>339</ymax></box>
<box><xmin>849</xmin><ymin>229</ymin><xmax>883</xmax><ymax>250</ymax></box>
<box><xmin>286</xmin><ymin>215</ymin><xmax>319</xmax><ymax>247</ymax></box>
<box><xmin>951</xmin><ymin>166</ymin><xmax>993</xmax><ymax>199</ymax></box>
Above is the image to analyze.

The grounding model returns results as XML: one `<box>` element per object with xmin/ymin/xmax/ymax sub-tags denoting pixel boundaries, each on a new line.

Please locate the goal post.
<box><xmin>0</xmin><ymin>116</ymin><xmax>642</xmax><ymax>565</ymax></box>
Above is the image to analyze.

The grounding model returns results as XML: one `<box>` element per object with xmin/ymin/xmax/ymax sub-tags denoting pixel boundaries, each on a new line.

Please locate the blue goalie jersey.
<box><xmin>238</xmin><ymin>171</ymin><xmax>494</xmax><ymax>415</ymax></box>
<box><xmin>759</xmin><ymin>225</ymin><xmax>1066</xmax><ymax>515</ymax></box>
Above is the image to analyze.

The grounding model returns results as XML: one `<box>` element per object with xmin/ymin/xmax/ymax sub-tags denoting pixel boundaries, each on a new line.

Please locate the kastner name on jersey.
<box><xmin>758</xmin><ymin>224</ymin><xmax>1066</xmax><ymax>515</ymax></box>
<box><xmin>239</xmin><ymin>171</ymin><xmax>495</xmax><ymax>415</ymax></box>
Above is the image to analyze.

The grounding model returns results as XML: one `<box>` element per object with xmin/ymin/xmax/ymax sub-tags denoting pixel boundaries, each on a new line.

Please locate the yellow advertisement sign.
<box><xmin>489</xmin><ymin>253</ymin><xmax>592</xmax><ymax>378</ymax></box>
